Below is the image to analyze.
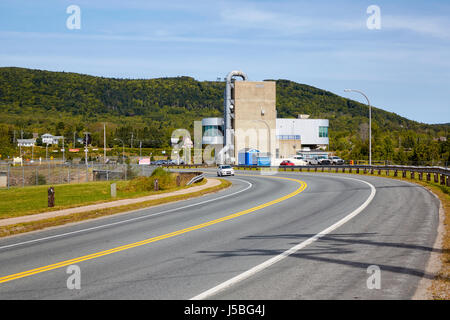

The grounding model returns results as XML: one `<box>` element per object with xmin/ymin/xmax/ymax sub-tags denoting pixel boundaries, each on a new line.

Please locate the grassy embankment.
<box><xmin>0</xmin><ymin>168</ymin><xmax>231</xmax><ymax>237</ymax></box>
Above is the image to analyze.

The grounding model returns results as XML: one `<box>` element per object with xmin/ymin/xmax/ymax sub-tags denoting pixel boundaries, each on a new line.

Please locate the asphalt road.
<box><xmin>0</xmin><ymin>170</ymin><xmax>440</xmax><ymax>299</ymax></box>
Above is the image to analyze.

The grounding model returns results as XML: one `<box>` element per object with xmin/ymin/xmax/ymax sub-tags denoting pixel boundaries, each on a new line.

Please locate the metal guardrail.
<box><xmin>162</xmin><ymin>164</ymin><xmax>209</xmax><ymax>169</ymax></box>
<box><xmin>163</xmin><ymin>163</ymin><xmax>450</xmax><ymax>187</ymax></box>
<box><xmin>231</xmin><ymin>164</ymin><xmax>450</xmax><ymax>186</ymax></box>
<box><xmin>186</xmin><ymin>173</ymin><xmax>205</xmax><ymax>186</ymax></box>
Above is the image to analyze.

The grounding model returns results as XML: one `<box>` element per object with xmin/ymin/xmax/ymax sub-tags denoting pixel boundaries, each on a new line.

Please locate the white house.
<box><xmin>17</xmin><ymin>139</ymin><xmax>36</xmax><ymax>147</ymax></box>
<box><xmin>41</xmin><ymin>134</ymin><xmax>63</xmax><ymax>145</ymax></box>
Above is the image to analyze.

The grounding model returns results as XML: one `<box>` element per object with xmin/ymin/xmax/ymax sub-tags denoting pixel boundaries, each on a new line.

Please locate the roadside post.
<box><xmin>48</xmin><ymin>187</ymin><xmax>55</xmax><ymax>207</ymax></box>
<box><xmin>110</xmin><ymin>183</ymin><xmax>117</xmax><ymax>198</ymax></box>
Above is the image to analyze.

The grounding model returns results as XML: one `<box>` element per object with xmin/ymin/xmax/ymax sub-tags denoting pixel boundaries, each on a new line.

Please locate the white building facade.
<box><xmin>17</xmin><ymin>139</ymin><xmax>36</xmax><ymax>147</ymax></box>
<box><xmin>41</xmin><ymin>134</ymin><xmax>63</xmax><ymax>145</ymax></box>
<box><xmin>276</xmin><ymin>118</ymin><xmax>329</xmax><ymax>149</ymax></box>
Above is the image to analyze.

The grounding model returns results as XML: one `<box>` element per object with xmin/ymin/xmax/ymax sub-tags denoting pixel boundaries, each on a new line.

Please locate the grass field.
<box><xmin>0</xmin><ymin>180</ymin><xmax>193</xmax><ymax>219</ymax></box>
<box><xmin>0</xmin><ymin>178</ymin><xmax>231</xmax><ymax>238</ymax></box>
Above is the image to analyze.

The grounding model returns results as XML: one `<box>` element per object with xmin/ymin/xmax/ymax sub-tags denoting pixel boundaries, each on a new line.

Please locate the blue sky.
<box><xmin>0</xmin><ymin>0</ymin><xmax>449</xmax><ymax>124</ymax></box>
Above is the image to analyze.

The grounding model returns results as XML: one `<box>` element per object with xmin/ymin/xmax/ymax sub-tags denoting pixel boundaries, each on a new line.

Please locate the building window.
<box><xmin>319</xmin><ymin>126</ymin><xmax>328</xmax><ymax>138</ymax></box>
<box><xmin>277</xmin><ymin>135</ymin><xmax>300</xmax><ymax>140</ymax></box>
<box><xmin>203</xmin><ymin>125</ymin><xmax>223</xmax><ymax>137</ymax></box>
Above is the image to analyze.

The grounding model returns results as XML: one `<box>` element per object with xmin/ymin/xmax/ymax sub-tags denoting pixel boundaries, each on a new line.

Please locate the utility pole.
<box><xmin>19</xmin><ymin>130</ymin><xmax>23</xmax><ymax>159</ymax></box>
<box><xmin>84</xmin><ymin>132</ymin><xmax>89</xmax><ymax>182</ymax></box>
<box><xmin>131</xmin><ymin>132</ymin><xmax>134</xmax><ymax>149</ymax></box>
<box><xmin>73</xmin><ymin>132</ymin><xmax>76</xmax><ymax>148</ymax></box>
<box><xmin>84</xmin><ymin>133</ymin><xmax>89</xmax><ymax>166</ymax></box>
<box><xmin>139</xmin><ymin>140</ymin><xmax>142</xmax><ymax>159</ymax></box>
<box><xmin>104</xmin><ymin>123</ymin><xmax>107</xmax><ymax>164</ymax></box>
<box><xmin>62</xmin><ymin>136</ymin><xmax>65</xmax><ymax>163</ymax></box>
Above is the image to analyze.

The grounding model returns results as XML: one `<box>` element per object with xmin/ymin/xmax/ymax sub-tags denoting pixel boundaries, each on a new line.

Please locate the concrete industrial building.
<box><xmin>232</xmin><ymin>79</ymin><xmax>277</xmax><ymax>164</ymax></box>
<box><xmin>201</xmin><ymin>70</ymin><xmax>329</xmax><ymax>165</ymax></box>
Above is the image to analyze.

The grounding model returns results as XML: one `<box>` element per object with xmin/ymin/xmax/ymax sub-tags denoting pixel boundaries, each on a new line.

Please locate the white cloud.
<box><xmin>219</xmin><ymin>7</ymin><xmax>363</xmax><ymax>35</ymax></box>
<box><xmin>382</xmin><ymin>15</ymin><xmax>450</xmax><ymax>39</ymax></box>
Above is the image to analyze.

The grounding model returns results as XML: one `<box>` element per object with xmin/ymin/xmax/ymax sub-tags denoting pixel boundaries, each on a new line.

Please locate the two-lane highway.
<box><xmin>0</xmin><ymin>171</ymin><xmax>439</xmax><ymax>299</ymax></box>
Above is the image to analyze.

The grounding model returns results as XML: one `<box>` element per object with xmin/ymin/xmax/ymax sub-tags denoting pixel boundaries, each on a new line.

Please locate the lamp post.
<box><xmin>344</xmin><ymin>89</ymin><xmax>372</xmax><ymax>166</ymax></box>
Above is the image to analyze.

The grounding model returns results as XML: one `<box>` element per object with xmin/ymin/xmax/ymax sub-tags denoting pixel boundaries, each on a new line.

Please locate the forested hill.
<box><xmin>0</xmin><ymin>67</ymin><xmax>448</xmax><ymax>164</ymax></box>
<box><xmin>0</xmin><ymin>67</ymin><xmax>445</xmax><ymax>129</ymax></box>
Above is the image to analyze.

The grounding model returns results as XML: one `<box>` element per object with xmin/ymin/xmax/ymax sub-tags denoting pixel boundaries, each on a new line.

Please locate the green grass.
<box><xmin>0</xmin><ymin>180</ymin><xmax>190</xmax><ymax>219</ymax></box>
<box><xmin>0</xmin><ymin>178</ymin><xmax>231</xmax><ymax>238</ymax></box>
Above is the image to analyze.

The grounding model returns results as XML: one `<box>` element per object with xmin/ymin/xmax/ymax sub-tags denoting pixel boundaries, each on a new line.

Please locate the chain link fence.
<box><xmin>0</xmin><ymin>162</ymin><xmax>157</xmax><ymax>188</ymax></box>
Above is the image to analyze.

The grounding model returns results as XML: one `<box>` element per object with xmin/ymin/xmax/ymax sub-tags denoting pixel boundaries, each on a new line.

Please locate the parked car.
<box><xmin>307</xmin><ymin>157</ymin><xmax>320</xmax><ymax>165</ymax></box>
<box><xmin>318</xmin><ymin>158</ymin><xmax>332</xmax><ymax>165</ymax></box>
<box><xmin>280</xmin><ymin>160</ymin><xmax>295</xmax><ymax>166</ymax></box>
<box><xmin>153</xmin><ymin>160</ymin><xmax>167</xmax><ymax>166</ymax></box>
<box><xmin>217</xmin><ymin>165</ymin><xmax>234</xmax><ymax>176</ymax></box>
<box><xmin>329</xmin><ymin>156</ymin><xmax>344</xmax><ymax>165</ymax></box>
<box><xmin>291</xmin><ymin>156</ymin><xmax>308</xmax><ymax>166</ymax></box>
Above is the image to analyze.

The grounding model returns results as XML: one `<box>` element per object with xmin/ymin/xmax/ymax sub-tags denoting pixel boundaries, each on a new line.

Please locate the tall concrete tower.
<box><xmin>233</xmin><ymin>80</ymin><xmax>276</xmax><ymax>164</ymax></box>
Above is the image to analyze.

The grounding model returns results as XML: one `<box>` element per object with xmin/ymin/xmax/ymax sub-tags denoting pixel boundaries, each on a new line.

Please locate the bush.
<box><xmin>27</xmin><ymin>173</ymin><xmax>47</xmax><ymax>186</ymax></box>
<box><xmin>126</xmin><ymin>164</ymin><xmax>138</xmax><ymax>180</ymax></box>
<box><xmin>151</xmin><ymin>167</ymin><xmax>170</xmax><ymax>178</ymax></box>
<box><xmin>121</xmin><ymin>168</ymin><xmax>177</xmax><ymax>192</ymax></box>
<box><xmin>37</xmin><ymin>174</ymin><xmax>47</xmax><ymax>185</ymax></box>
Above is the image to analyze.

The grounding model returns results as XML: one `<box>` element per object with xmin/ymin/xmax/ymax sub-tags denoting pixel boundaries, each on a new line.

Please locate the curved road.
<box><xmin>0</xmin><ymin>171</ymin><xmax>440</xmax><ymax>299</ymax></box>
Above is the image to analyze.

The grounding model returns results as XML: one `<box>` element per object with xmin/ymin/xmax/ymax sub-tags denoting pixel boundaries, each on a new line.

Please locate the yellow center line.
<box><xmin>0</xmin><ymin>175</ymin><xmax>307</xmax><ymax>284</ymax></box>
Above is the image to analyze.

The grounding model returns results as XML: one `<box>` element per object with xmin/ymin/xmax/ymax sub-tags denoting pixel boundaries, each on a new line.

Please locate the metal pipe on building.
<box><xmin>223</xmin><ymin>70</ymin><xmax>248</xmax><ymax>164</ymax></box>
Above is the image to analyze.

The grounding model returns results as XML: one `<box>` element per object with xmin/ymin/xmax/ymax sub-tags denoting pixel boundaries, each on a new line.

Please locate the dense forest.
<box><xmin>0</xmin><ymin>67</ymin><xmax>448</xmax><ymax>165</ymax></box>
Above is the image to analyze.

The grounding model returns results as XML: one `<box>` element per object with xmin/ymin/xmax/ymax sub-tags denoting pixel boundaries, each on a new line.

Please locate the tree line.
<box><xmin>0</xmin><ymin>67</ymin><xmax>448</xmax><ymax>165</ymax></box>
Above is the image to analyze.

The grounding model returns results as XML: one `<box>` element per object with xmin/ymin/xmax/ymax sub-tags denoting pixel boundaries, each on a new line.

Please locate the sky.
<box><xmin>0</xmin><ymin>0</ymin><xmax>449</xmax><ymax>124</ymax></box>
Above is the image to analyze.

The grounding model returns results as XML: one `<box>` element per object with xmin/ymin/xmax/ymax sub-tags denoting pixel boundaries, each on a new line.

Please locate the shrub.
<box><xmin>37</xmin><ymin>174</ymin><xmax>47</xmax><ymax>185</ymax></box>
<box><xmin>121</xmin><ymin>168</ymin><xmax>177</xmax><ymax>192</ymax></box>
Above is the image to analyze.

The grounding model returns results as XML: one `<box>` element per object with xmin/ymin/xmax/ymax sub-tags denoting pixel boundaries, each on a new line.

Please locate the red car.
<box><xmin>280</xmin><ymin>160</ymin><xmax>295</xmax><ymax>166</ymax></box>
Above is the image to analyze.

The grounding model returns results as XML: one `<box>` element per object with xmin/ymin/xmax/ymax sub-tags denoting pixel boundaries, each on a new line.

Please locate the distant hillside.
<box><xmin>0</xmin><ymin>67</ymin><xmax>448</xmax><ymax>164</ymax></box>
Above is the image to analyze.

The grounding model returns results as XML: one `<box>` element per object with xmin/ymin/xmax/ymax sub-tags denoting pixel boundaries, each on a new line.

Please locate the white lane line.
<box><xmin>190</xmin><ymin>176</ymin><xmax>376</xmax><ymax>300</ymax></box>
<box><xmin>0</xmin><ymin>178</ymin><xmax>252</xmax><ymax>251</ymax></box>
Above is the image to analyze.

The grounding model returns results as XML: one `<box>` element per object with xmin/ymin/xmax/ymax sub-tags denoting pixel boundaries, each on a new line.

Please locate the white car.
<box><xmin>217</xmin><ymin>165</ymin><xmax>234</xmax><ymax>176</ymax></box>
<box><xmin>329</xmin><ymin>156</ymin><xmax>345</xmax><ymax>165</ymax></box>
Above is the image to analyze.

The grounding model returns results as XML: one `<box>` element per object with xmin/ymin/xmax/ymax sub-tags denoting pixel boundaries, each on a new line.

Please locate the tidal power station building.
<box><xmin>201</xmin><ymin>70</ymin><xmax>329</xmax><ymax>165</ymax></box>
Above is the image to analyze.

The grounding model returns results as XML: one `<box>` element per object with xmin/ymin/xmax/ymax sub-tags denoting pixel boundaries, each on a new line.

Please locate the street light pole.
<box><xmin>344</xmin><ymin>89</ymin><xmax>372</xmax><ymax>166</ymax></box>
